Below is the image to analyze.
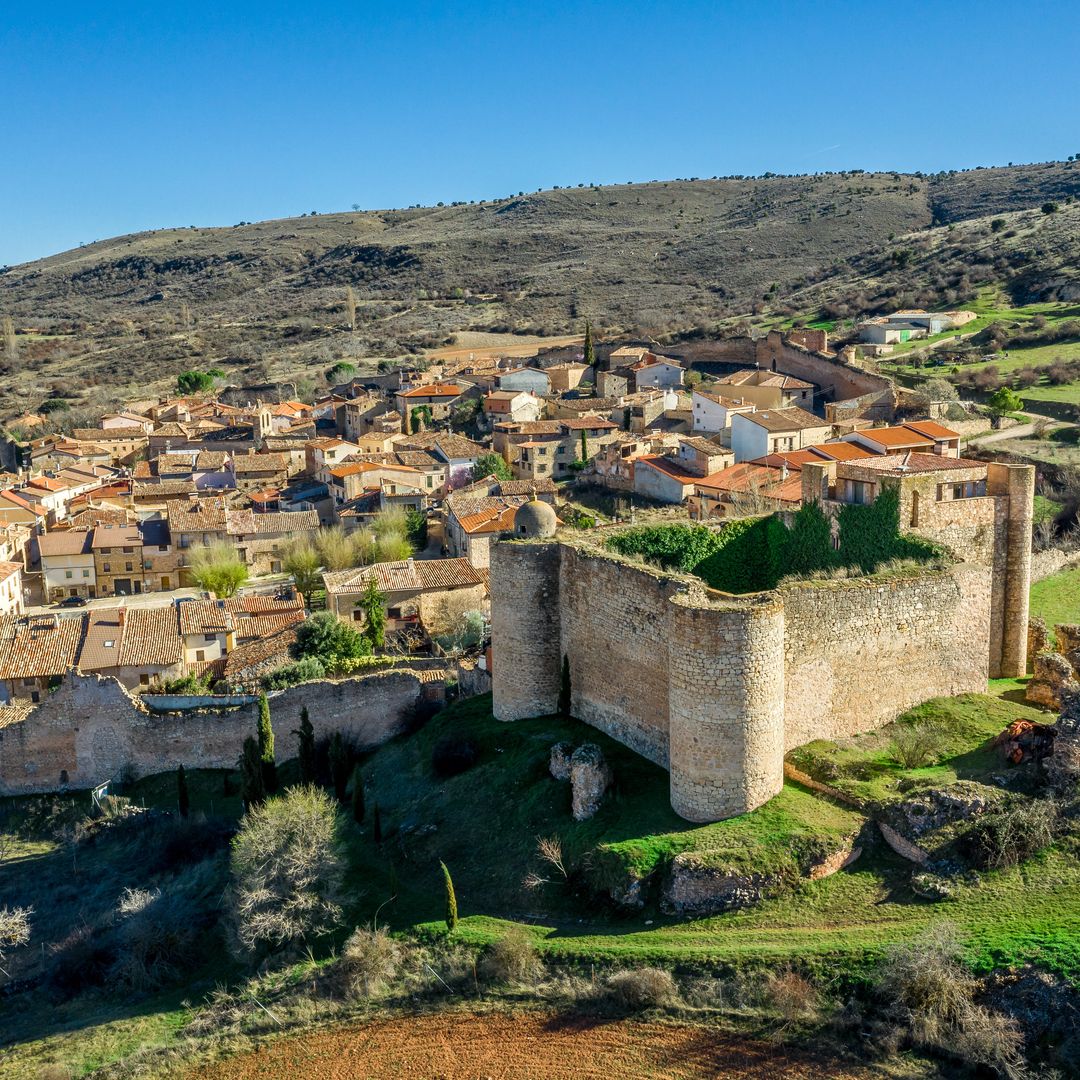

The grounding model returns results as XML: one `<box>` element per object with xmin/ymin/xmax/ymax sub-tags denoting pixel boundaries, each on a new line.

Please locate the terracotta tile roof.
<box><xmin>134</xmin><ymin>479</ymin><xmax>202</xmax><ymax>498</ymax></box>
<box><xmin>0</xmin><ymin>614</ymin><xmax>85</xmax><ymax>679</ymax></box>
<box><xmin>693</xmin><ymin>389</ymin><xmax>754</xmax><ymax>408</ymax></box>
<box><xmin>324</xmin><ymin>557</ymin><xmax>483</xmax><ymax>594</ymax></box>
<box><xmin>233</xmin><ymin>452</ymin><xmax>290</xmax><ymax>473</ymax></box>
<box><xmin>679</xmin><ymin>436</ymin><xmax>728</xmax><ymax>455</ymax></box>
<box><xmin>852</xmin><ymin>426</ymin><xmax>935</xmax><ymax>449</ymax></box>
<box><xmin>396</xmin><ymin>383</ymin><xmax>462</xmax><ymax>399</ymax></box>
<box><xmin>0</xmin><ymin>561</ymin><xmax>21</xmax><ymax>583</ymax></box>
<box><xmin>195</xmin><ymin>451</ymin><xmax>231</xmax><ymax>470</ymax></box>
<box><xmin>560</xmin><ymin>417</ymin><xmax>619</xmax><ymax>431</ymax></box>
<box><xmin>223</xmin><ymin>625</ymin><xmax>297</xmax><ymax>678</ymax></box>
<box><xmin>840</xmin><ymin>453</ymin><xmax>986</xmax><ymax>476</ymax></box>
<box><xmin>118</xmin><ymin>607</ymin><xmax>184</xmax><ymax>667</ymax></box>
<box><xmin>902</xmin><ymin>420</ymin><xmax>960</xmax><ymax>441</ymax></box>
<box><xmin>77</xmin><ymin>610</ymin><xmax>128</xmax><ymax>671</ymax></box>
<box><xmin>695</xmin><ymin>462</ymin><xmax>804</xmax><ymax>504</ymax></box>
<box><xmin>72</xmin><ymin>426</ymin><xmax>146</xmax><ymax>442</ymax></box>
<box><xmin>455</xmin><ymin>502</ymin><xmax>521</xmax><ymax>535</ymax></box>
<box><xmin>554</xmin><ymin>398</ymin><xmax>619</xmax><ymax>412</ymax></box>
<box><xmin>811</xmin><ymin>442</ymin><xmax>876</xmax><ymax>461</ymax></box>
<box><xmin>248</xmin><ymin>509</ymin><xmax>320</xmax><ymax>535</ymax></box>
<box><xmin>496</xmin><ymin>478</ymin><xmax>557</xmax><ymax>497</ymax></box>
<box><xmin>739</xmin><ymin>407</ymin><xmax>827</xmax><ymax>433</ymax></box>
<box><xmin>225</xmin><ymin>594</ymin><xmax>305</xmax><ymax>615</ymax></box>
<box><xmin>38</xmin><ymin>530</ymin><xmax>94</xmax><ymax>557</ymax></box>
<box><xmin>234</xmin><ymin>611</ymin><xmax>306</xmax><ymax>641</ymax></box>
<box><xmin>178</xmin><ymin>600</ymin><xmax>234</xmax><ymax>636</ymax></box>
<box><xmin>495</xmin><ymin>420</ymin><xmax>563</xmax><ymax>436</ymax></box>
<box><xmin>415</xmin><ymin>558</ymin><xmax>486</xmax><ymax>590</ymax></box>
<box><xmin>91</xmin><ymin>524</ymin><xmax>143</xmax><ymax>550</ymax></box>
<box><xmin>635</xmin><ymin>455</ymin><xmax>698</xmax><ymax>484</ymax></box>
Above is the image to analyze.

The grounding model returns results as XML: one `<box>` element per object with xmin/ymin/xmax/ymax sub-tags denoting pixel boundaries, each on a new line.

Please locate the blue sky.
<box><xmin>3</xmin><ymin>0</ymin><xmax>1079</xmax><ymax>266</ymax></box>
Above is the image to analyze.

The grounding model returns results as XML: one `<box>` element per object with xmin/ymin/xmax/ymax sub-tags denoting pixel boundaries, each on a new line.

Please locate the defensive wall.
<box><xmin>491</xmin><ymin>540</ymin><xmax>992</xmax><ymax>823</ymax></box>
<box><xmin>0</xmin><ymin>668</ymin><xmax>431</xmax><ymax>796</ymax></box>
<box><xmin>669</xmin><ymin>331</ymin><xmax>896</xmax><ymax>420</ymax></box>
<box><xmin>491</xmin><ymin>459</ymin><xmax>1032</xmax><ymax>822</ymax></box>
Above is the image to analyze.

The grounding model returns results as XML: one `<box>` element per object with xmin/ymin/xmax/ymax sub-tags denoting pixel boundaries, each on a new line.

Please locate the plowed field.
<box><xmin>187</xmin><ymin>1012</ymin><xmax>883</xmax><ymax>1079</ymax></box>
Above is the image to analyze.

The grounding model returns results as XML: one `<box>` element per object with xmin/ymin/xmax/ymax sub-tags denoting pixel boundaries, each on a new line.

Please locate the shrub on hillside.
<box><xmin>335</xmin><ymin>925</ymin><xmax>401</xmax><ymax>998</ymax></box>
<box><xmin>605</xmin><ymin>967</ymin><xmax>678</xmax><ymax>1011</ymax></box>
<box><xmin>431</xmin><ymin>735</ymin><xmax>480</xmax><ymax>778</ymax></box>
<box><xmin>963</xmin><ymin>798</ymin><xmax>1058</xmax><ymax>869</ymax></box>
<box><xmin>482</xmin><ymin>926</ymin><xmax>540</xmax><ymax>983</ymax></box>
<box><xmin>229</xmin><ymin>785</ymin><xmax>346</xmax><ymax>957</ymax></box>
<box><xmin>261</xmin><ymin>656</ymin><xmax>326</xmax><ymax>690</ymax></box>
<box><xmin>890</xmin><ymin>720</ymin><xmax>948</xmax><ymax>769</ymax></box>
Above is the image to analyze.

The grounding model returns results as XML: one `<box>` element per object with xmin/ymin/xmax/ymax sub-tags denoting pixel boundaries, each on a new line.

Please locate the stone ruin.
<box><xmin>549</xmin><ymin>741</ymin><xmax>612</xmax><ymax>820</ymax></box>
<box><xmin>1026</xmin><ymin>620</ymin><xmax>1080</xmax><ymax>711</ymax></box>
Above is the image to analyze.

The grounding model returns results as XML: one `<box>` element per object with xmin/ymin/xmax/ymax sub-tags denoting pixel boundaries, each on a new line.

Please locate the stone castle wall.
<box><xmin>491</xmin><ymin>540</ymin><xmax>994</xmax><ymax>821</ymax></box>
<box><xmin>0</xmin><ymin>669</ymin><xmax>425</xmax><ymax>795</ymax></box>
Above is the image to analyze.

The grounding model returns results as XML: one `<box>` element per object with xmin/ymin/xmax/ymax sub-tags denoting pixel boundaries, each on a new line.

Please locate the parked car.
<box><xmin>56</xmin><ymin>595</ymin><xmax>88</xmax><ymax>607</ymax></box>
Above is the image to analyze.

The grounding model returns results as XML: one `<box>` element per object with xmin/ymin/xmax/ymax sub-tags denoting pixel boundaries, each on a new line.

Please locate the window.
<box><xmin>103</xmin><ymin>563</ymin><xmax>110</xmax><ymax>573</ymax></box>
<box><xmin>125</xmin><ymin>562</ymin><xmax>133</xmax><ymax>572</ymax></box>
<box><xmin>139</xmin><ymin>674</ymin><xmax>150</xmax><ymax>686</ymax></box>
<box><xmin>204</xmin><ymin>634</ymin><xmax>216</xmax><ymax>643</ymax></box>
<box><xmin>195</xmin><ymin>649</ymin><xmax>205</xmax><ymax>661</ymax></box>
<box><xmin>947</xmin><ymin>480</ymin><xmax>987</xmax><ymax>500</ymax></box>
<box><xmin>64</xmin><ymin>570</ymin><xmax>73</xmax><ymax>579</ymax></box>
<box><xmin>82</xmin><ymin>569</ymin><xmax>90</xmax><ymax>578</ymax></box>
<box><xmin>841</xmin><ymin>479</ymin><xmax>874</xmax><ymax>505</ymax></box>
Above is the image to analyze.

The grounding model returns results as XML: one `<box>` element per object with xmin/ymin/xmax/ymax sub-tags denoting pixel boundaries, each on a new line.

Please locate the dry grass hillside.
<box><xmin>2</xmin><ymin>161</ymin><xmax>1079</xmax><ymax>422</ymax></box>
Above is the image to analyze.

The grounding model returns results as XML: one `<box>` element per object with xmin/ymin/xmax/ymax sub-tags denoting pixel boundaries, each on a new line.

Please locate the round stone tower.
<box><xmin>512</xmin><ymin>498</ymin><xmax>557</xmax><ymax>539</ymax></box>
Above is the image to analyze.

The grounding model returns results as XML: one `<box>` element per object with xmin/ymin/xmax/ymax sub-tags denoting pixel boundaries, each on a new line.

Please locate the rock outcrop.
<box><xmin>549</xmin><ymin>741</ymin><xmax>573</xmax><ymax>781</ymax></box>
<box><xmin>570</xmin><ymin>743</ymin><xmax>612</xmax><ymax>821</ymax></box>
<box><xmin>1026</xmin><ymin>651</ymin><xmax>1079</xmax><ymax>710</ymax></box>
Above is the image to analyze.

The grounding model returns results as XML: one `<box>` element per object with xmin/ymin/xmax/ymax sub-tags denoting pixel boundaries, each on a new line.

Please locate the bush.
<box><xmin>229</xmin><ymin>786</ymin><xmax>346</xmax><ymax>957</ymax></box>
<box><xmin>482</xmin><ymin>926</ymin><xmax>539</xmax><ymax>983</ymax></box>
<box><xmin>431</xmin><ymin>736</ymin><xmax>480</xmax><ymax>778</ymax></box>
<box><xmin>605</xmin><ymin>967</ymin><xmax>678</xmax><ymax>1011</ymax></box>
<box><xmin>261</xmin><ymin>656</ymin><xmax>326</xmax><ymax>690</ymax></box>
<box><xmin>291</xmin><ymin>612</ymin><xmax>371</xmax><ymax>673</ymax></box>
<box><xmin>764</xmin><ymin>968</ymin><xmax>821</xmax><ymax>1025</ymax></box>
<box><xmin>110</xmin><ymin>888</ymin><xmax>201</xmax><ymax>993</ymax></box>
<box><xmin>890</xmin><ymin>720</ymin><xmax>948</xmax><ymax>768</ymax></box>
<box><xmin>964</xmin><ymin>798</ymin><xmax>1058</xmax><ymax>869</ymax></box>
<box><xmin>336</xmin><ymin>925</ymin><xmax>401</xmax><ymax>998</ymax></box>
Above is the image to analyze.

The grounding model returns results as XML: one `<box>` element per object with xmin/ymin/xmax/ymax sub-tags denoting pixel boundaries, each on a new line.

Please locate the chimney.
<box><xmin>117</xmin><ymin>608</ymin><xmax>125</xmax><ymax>626</ymax></box>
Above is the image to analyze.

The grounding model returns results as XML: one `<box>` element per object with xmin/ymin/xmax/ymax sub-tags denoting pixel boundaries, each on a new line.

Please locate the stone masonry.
<box><xmin>491</xmin><ymin>479</ymin><xmax>1026</xmax><ymax>821</ymax></box>
<box><xmin>0</xmin><ymin>669</ymin><xmax>425</xmax><ymax>795</ymax></box>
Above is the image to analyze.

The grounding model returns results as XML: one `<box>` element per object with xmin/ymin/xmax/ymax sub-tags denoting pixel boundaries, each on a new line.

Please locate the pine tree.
<box><xmin>239</xmin><ymin>736</ymin><xmax>266</xmax><ymax>810</ymax></box>
<box><xmin>579</xmin><ymin>429</ymin><xmax>588</xmax><ymax>464</ymax></box>
<box><xmin>440</xmin><ymin>860</ymin><xmax>458</xmax><ymax>931</ymax></box>
<box><xmin>256</xmin><ymin>693</ymin><xmax>278</xmax><ymax>794</ymax></box>
<box><xmin>583</xmin><ymin>319</ymin><xmax>595</xmax><ymax>369</ymax></box>
<box><xmin>558</xmin><ymin>654</ymin><xmax>572</xmax><ymax>716</ymax></box>
<box><xmin>294</xmin><ymin>706</ymin><xmax>316</xmax><ymax>785</ymax></box>
<box><xmin>328</xmin><ymin>731</ymin><xmax>350</xmax><ymax>802</ymax></box>
<box><xmin>351</xmin><ymin>764</ymin><xmax>365</xmax><ymax>824</ymax></box>
<box><xmin>176</xmin><ymin>764</ymin><xmax>190</xmax><ymax>819</ymax></box>
<box><xmin>372</xmin><ymin>803</ymin><xmax>383</xmax><ymax>844</ymax></box>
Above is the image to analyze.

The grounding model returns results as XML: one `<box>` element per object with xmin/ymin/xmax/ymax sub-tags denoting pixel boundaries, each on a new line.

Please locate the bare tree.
<box><xmin>0</xmin><ymin>906</ymin><xmax>32</xmax><ymax>979</ymax></box>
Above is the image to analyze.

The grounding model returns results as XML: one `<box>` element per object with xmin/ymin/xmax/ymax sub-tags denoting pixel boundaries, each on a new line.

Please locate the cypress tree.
<box><xmin>583</xmin><ymin>319</ymin><xmax>595</xmax><ymax>369</ymax></box>
<box><xmin>359</xmin><ymin>577</ymin><xmax>386</xmax><ymax>650</ymax></box>
<box><xmin>239</xmin><ymin>736</ymin><xmax>266</xmax><ymax>810</ymax></box>
<box><xmin>351</xmin><ymin>764</ymin><xmax>365</xmax><ymax>824</ymax></box>
<box><xmin>440</xmin><ymin>860</ymin><xmax>458</xmax><ymax>931</ymax></box>
<box><xmin>294</xmin><ymin>706</ymin><xmax>316</xmax><ymax>785</ymax></box>
<box><xmin>329</xmin><ymin>732</ymin><xmax>350</xmax><ymax>802</ymax></box>
<box><xmin>256</xmin><ymin>693</ymin><xmax>278</xmax><ymax>794</ymax></box>
<box><xmin>176</xmin><ymin>764</ymin><xmax>189</xmax><ymax>819</ymax></box>
<box><xmin>372</xmin><ymin>803</ymin><xmax>383</xmax><ymax>844</ymax></box>
<box><xmin>558</xmin><ymin>654</ymin><xmax>571</xmax><ymax>716</ymax></box>
<box><xmin>579</xmin><ymin>429</ymin><xmax>588</xmax><ymax>464</ymax></box>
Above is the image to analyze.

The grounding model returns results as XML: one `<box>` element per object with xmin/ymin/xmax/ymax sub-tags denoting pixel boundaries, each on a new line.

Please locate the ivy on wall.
<box><xmin>605</xmin><ymin>490</ymin><xmax>942</xmax><ymax>596</ymax></box>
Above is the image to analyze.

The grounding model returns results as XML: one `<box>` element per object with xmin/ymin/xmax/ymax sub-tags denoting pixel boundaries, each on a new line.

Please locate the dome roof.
<box><xmin>513</xmin><ymin>498</ymin><xmax>557</xmax><ymax>539</ymax></box>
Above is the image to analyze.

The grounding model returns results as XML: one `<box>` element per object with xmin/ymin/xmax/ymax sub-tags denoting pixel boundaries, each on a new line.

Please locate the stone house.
<box><xmin>0</xmin><ymin>613</ymin><xmax>84</xmax><ymax>703</ymax></box>
<box><xmin>545</xmin><ymin>363</ymin><xmax>590</xmax><ymax>394</ymax></box>
<box><xmin>633</xmin><ymin>455</ymin><xmax>701</xmax><ymax>504</ymax></box>
<box><xmin>304</xmin><ymin>437</ymin><xmax>361</xmax><ymax>477</ymax></box>
<box><xmin>506</xmin><ymin>418</ymin><xmax>620</xmax><ymax>481</ymax></box>
<box><xmin>629</xmin><ymin>355</ymin><xmax>684</xmax><ymax>391</ymax></box>
<box><xmin>687</xmin><ymin>461</ymin><xmax>804</xmax><ymax>521</ymax></box>
<box><xmin>730</xmin><ymin>407</ymin><xmax>832</xmax><ymax>462</ymax></box>
<box><xmin>92</xmin><ymin>523</ymin><xmax>146</xmax><ymax>596</ymax></box>
<box><xmin>395</xmin><ymin>383</ymin><xmax>465</xmax><ymax>424</ymax></box>
<box><xmin>338</xmin><ymin>394</ymin><xmax>387</xmax><ymax>441</ymax></box>
<box><xmin>178</xmin><ymin>599</ymin><xmax>235</xmax><ymax>665</ymax></box>
<box><xmin>676</xmin><ymin>436</ymin><xmax>734</xmax><ymax>478</ymax></box>
<box><xmin>70</xmin><ymin>426</ymin><xmax>148</xmax><ymax>465</ymax></box>
<box><xmin>0</xmin><ymin>562</ymin><xmax>23</xmax><ymax>617</ymax></box>
<box><xmin>324</xmin><ymin>557</ymin><xmax>486</xmax><ymax>637</ymax></box>
<box><xmin>445</xmin><ymin>497</ymin><xmax>526</xmax><ymax>568</ymax></box>
<box><xmin>231</xmin><ymin>451</ymin><xmax>292</xmax><ymax>493</ymax></box>
<box><xmin>715</xmin><ymin>369</ymin><xmax>815</xmax><ymax>410</ymax></box>
<box><xmin>496</xmin><ymin>367</ymin><xmax>551</xmax><ymax>395</ymax></box>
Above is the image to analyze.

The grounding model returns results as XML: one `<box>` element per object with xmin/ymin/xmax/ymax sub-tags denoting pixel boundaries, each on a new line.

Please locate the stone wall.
<box><xmin>0</xmin><ymin>669</ymin><xmax>426</xmax><ymax>795</ymax></box>
<box><xmin>781</xmin><ymin>566</ymin><xmax>990</xmax><ymax>748</ymax></box>
<box><xmin>491</xmin><ymin>538</ymin><xmax>991</xmax><ymax>821</ymax></box>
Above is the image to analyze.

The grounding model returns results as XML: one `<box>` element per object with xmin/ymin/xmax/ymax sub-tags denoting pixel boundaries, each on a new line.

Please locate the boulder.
<box><xmin>570</xmin><ymin>743</ymin><xmax>612</xmax><ymax>821</ymax></box>
<box><xmin>1055</xmin><ymin>623</ymin><xmax>1080</xmax><ymax>655</ymax></box>
<box><xmin>1028</xmin><ymin>617</ymin><xmax>1050</xmax><ymax>670</ymax></box>
<box><xmin>549</xmin><ymin>741</ymin><xmax>574</xmax><ymax>781</ymax></box>
<box><xmin>885</xmin><ymin>781</ymin><xmax>1005</xmax><ymax>840</ymax></box>
<box><xmin>1026</xmin><ymin>651</ymin><xmax>1079</xmax><ymax>710</ymax></box>
<box><xmin>661</xmin><ymin>853</ymin><xmax>779</xmax><ymax>915</ymax></box>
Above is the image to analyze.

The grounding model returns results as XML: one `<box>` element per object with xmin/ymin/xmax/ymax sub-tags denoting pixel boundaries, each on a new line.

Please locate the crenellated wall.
<box><xmin>491</xmin><ymin>539</ymin><xmax>992</xmax><ymax>821</ymax></box>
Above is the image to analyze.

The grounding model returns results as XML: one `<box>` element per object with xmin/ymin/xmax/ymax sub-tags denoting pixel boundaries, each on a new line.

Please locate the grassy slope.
<box><xmin>1031</xmin><ymin>565</ymin><xmax>1080</xmax><ymax>630</ymax></box>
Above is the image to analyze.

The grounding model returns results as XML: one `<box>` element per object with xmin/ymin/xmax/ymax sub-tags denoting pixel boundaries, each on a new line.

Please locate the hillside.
<box><xmin>2</xmin><ymin>161</ymin><xmax>1080</xmax><ymax>421</ymax></box>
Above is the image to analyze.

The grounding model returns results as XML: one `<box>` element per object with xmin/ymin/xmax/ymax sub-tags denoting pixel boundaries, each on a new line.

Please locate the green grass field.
<box><xmin>1031</xmin><ymin>565</ymin><xmax>1080</xmax><ymax>631</ymax></box>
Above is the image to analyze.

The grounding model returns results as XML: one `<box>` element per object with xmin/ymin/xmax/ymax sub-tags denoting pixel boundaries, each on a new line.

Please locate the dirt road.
<box><xmin>186</xmin><ymin>1012</ymin><xmax>885</xmax><ymax>1080</ymax></box>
